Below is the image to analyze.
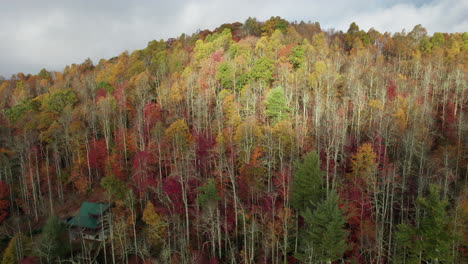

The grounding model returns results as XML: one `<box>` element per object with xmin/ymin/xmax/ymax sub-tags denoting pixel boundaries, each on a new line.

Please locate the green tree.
<box><xmin>101</xmin><ymin>175</ymin><xmax>127</xmax><ymax>201</ymax></box>
<box><xmin>300</xmin><ymin>191</ymin><xmax>347</xmax><ymax>263</ymax></box>
<box><xmin>420</xmin><ymin>37</ymin><xmax>433</xmax><ymax>53</ymax></box>
<box><xmin>5</xmin><ymin>98</ymin><xmax>37</xmax><ymax>123</ymax></box>
<box><xmin>41</xmin><ymin>89</ymin><xmax>78</xmax><ymax>114</ymax></box>
<box><xmin>38</xmin><ymin>68</ymin><xmax>51</xmax><ymax>80</ymax></box>
<box><xmin>261</xmin><ymin>16</ymin><xmax>288</xmax><ymax>36</ymax></box>
<box><xmin>250</xmin><ymin>57</ymin><xmax>274</xmax><ymax>85</ymax></box>
<box><xmin>291</xmin><ymin>151</ymin><xmax>324</xmax><ymax>213</ymax></box>
<box><xmin>216</xmin><ymin>62</ymin><xmax>234</xmax><ymax>90</ymax></box>
<box><xmin>265</xmin><ymin>86</ymin><xmax>291</xmax><ymax>124</ymax></box>
<box><xmin>396</xmin><ymin>184</ymin><xmax>453</xmax><ymax>263</ymax></box>
<box><xmin>243</xmin><ymin>17</ymin><xmax>261</xmax><ymax>36</ymax></box>
<box><xmin>197</xmin><ymin>178</ymin><xmax>220</xmax><ymax>208</ymax></box>
<box><xmin>289</xmin><ymin>45</ymin><xmax>304</xmax><ymax>69</ymax></box>
<box><xmin>431</xmin><ymin>32</ymin><xmax>445</xmax><ymax>48</ymax></box>
<box><xmin>36</xmin><ymin>215</ymin><xmax>69</xmax><ymax>262</ymax></box>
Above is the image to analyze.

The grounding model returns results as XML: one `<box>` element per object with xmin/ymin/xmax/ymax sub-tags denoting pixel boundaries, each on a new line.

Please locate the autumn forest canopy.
<box><xmin>0</xmin><ymin>17</ymin><xmax>466</xmax><ymax>263</ymax></box>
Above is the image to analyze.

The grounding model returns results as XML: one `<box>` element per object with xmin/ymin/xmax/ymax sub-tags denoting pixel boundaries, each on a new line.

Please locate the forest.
<box><xmin>0</xmin><ymin>16</ymin><xmax>466</xmax><ymax>263</ymax></box>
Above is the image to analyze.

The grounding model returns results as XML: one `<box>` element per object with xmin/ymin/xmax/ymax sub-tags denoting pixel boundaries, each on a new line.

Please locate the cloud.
<box><xmin>0</xmin><ymin>0</ymin><xmax>466</xmax><ymax>77</ymax></box>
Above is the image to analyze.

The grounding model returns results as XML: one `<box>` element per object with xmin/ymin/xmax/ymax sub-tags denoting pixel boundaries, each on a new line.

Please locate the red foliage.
<box><xmin>195</xmin><ymin>132</ymin><xmax>215</xmax><ymax>176</ymax></box>
<box><xmin>95</xmin><ymin>88</ymin><xmax>107</xmax><ymax>101</ymax></box>
<box><xmin>221</xmin><ymin>202</ymin><xmax>236</xmax><ymax>233</ymax></box>
<box><xmin>436</xmin><ymin>100</ymin><xmax>457</xmax><ymax>142</ymax></box>
<box><xmin>19</xmin><ymin>257</ymin><xmax>39</xmax><ymax>264</ymax></box>
<box><xmin>208</xmin><ymin>257</ymin><xmax>219</xmax><ymax>264</ymax></box>
<box><xmin>210</xmin><ymin>50</ymin><xmax>224</xmax><ymax>63</ymax></box>
<box><xmin>162</xmin><ymin>177</ymin><xmax>184</xmax><ymax>215</ymax></box>
<box><xmin>143</xmin><ymin>102</ymin><xmax>161</xmax><ymax>130</ymax></box>
<box><xmin>0</xmin><ymin>181</ymin><xmax>10</xmax><ymax>224</ymax></box>
<box><xmin>339</xmin><ymin>182</ymin><xmax>375</xmax><ymax>262</ymax></box>
<box><xmin>343</xmin><ymin>135</ymin><xmax>359</xmax><ymax>173</ymax></box>
<box><xmin>24</xmin><ymin>146</ymin><xmax>51</xmax><ymax>195</ymax></box>
<box><xmin>110</xmin><ymin>129</ymin><xmax>137</xmax><ymax>181</ymax></box>
<box><xmin>199</xmin><ymin>50</ymin><xmax>224</xmax><ymax>89</ymax></box>
<box><xmin>287</xmin><ymin>256</ymin><xmax>298</xmax><ymax>264</ymax></box>
<box><xmin>259</xmin><ymin>193</ymin><xmax>276</xmax><ymax>214</ymax></box>
<box><xmin>386</xmin><ymin>80</ymin><xmax>397</xmax><ymax>101</ymax></box>
<box><xmin>277</xmin><ymin>44</ymin><xmax>295</xmax><ymax>58</ymax></box>
<box><xmin>132</xmin><ymin>151</ymin><xmax>157</xmax><ymax>192</ymax></box>
<box><xmin>88</xmin><ymin>138</ymin><xmax>107</xmax><ymax>173</ymax></box>
<box><xmin>113</xmin><ymin>82</ymin><xmax>128</xmax><ymax>108</ymax></box>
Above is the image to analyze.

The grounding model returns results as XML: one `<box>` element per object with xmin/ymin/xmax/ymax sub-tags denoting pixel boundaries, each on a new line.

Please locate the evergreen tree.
<box><xmin>300</xmin><ymin>191</ymin><xmax>347</xmax><ymax>263</ymax></box>
<box><xmin>265</xmin><ymin>86</ymin><xmax>291</xmax><ymax>124</ymax></box>
<box><xmin>291</xmin><ymin>151</ymin><xmax>324</xmax><ymax>213</ymax></box>
<box><xmin>36</xmin><ymin>215</ymin><xmax>69</xmax><ymax>263</ymax></box>
<box><xmin>197</xmin><ymin>178</ymin><xmax>220</xmax><ymax>208</ymax></box>
<box><xmin>243</xmin><ymin>17</ymin><xmax>261</xmax><ymax>37</ymax></box>
<box><xmin>396</xmin><ymin>184</ymin><xmax>453</xmax><ymax>263</ymax></box>
<box><xmin>289</xmin><ymin>45</ymin><xmax>304</xmax><ymax>69</ymax></box>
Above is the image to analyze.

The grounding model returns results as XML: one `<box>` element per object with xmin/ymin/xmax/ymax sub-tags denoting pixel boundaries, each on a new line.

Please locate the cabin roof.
<box><xmin>67</xmin><ymin>202</ymin><xmax>110</xmax><ymax>229</ymax></box>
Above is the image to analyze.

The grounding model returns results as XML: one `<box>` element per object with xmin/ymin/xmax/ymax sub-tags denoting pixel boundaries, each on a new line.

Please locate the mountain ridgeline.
<box><xmin>0</xmin><ymin>17</ymin><xmax>466</xmax><ymax>263</ymax></box>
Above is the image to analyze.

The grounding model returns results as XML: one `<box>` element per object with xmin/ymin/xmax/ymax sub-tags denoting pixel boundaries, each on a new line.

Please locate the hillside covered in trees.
<box><xmin>0</xmin><ymin>17</ymin><xmax>466</xmax><ymax>263</ymax></box>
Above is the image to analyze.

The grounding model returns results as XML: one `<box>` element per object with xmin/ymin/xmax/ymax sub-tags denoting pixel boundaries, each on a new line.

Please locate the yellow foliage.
<box><xmin>397</xmin><ymin>73</ymin><xmax>407</xmax><ymax>81</ymax></box>
<box><xmin>0</xmin><ymin>82</ymin><xmax>8</xmax><ymax>94</ymax></box>
<box><xmin>314</xmin><ymin>60</ymin><xmax>327</xmax><ymax>75</ymax></box>
<box><xmin>1</xmin><ymin>233</ymin><xmax>28</xmax><ymax>264</ymax></box>
<box><xmin>368</xmin><ymin>99</ymin><xmax>384</xmax><ymax>110</ymax></box>
<box><xmin>168</xmin><ymin>78</ymin><xmax>185</xmax><ymax>105</ymax></box>
<box><xmin>194</xmin><ymin>40</ymin><xmax>214</xmax><ymax>63</ymax></box>
<box><xmin>393</xmin><ymin>108</ymin><xmax>407</xmax><ymax>132</ymax></box>
<box><xmin>109</xmin><ymin>52</ymin><xmax>129</xmax><ymax>85</ymax></box>
<box><xmin>142</xmin><ymin>201</ymin><xmax>164</xmax><ymax>227</ymax></box>
<box><xmin>311</xmin><ymin>33</ymin><xmax>329</xmax><ymax>58</ymax></box>
<box><xmin>255</xmin><ymin>36</ymin><xmax>273</xmax><ymax>57</ymax></box>
<box><xmin>350</xmin><ymin>143</ymin><xmax>377</xmax><ymax>188</ymax></box>
<box><xmin>142</xmin><ymin>201</ymin><xmax>167</xmax><ymax>247</ymax></box>
<box><xmin>165</xmin><ymin>119</ymin><xmax>192</xmax><ymax>148</ymax></box>
<box><xmin>222</xmin><ymin>94</ymin><xmax>241</xmax><ymax>127</ymax></box>
<box><xmin>272</xmin><ymin>120</ymin><xmax>295</xmax><ymax>155</ymax></box>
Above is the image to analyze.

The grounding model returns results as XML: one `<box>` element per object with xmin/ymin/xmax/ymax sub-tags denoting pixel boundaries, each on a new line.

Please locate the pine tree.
<box><xmin>396</xmin><ymin>184</ymin><xmax>453</xmax><ymax>263</ymax></box>
<box><xmin>265</xmin><ymin>86</ymin><xmax>291</xmax><ymax>124</ymax></box>
<box><xmin>197</xmin><ymin>178</ymin><xmax>220</xmax><ymax>208</ymax></box>
<box><xmin>301</xmin><ymin>191</ymin><xmax>347</xmax><ymax>263</ymax></box>
<box><xmin>291</xmin><ymin>151</ymin><xmax>324</xmax><ymax>213</ymax></box>
<box><xmin>36</xmin><ymin>215</ymin><xmax>69</xmax><ymax>263</ymax></box>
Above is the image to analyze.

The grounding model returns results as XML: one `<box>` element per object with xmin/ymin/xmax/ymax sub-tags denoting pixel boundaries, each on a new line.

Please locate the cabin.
<box><xmin>67</xmin><ymin>202</ymin><xmax>110</xmax><ymax>242</ymax></box>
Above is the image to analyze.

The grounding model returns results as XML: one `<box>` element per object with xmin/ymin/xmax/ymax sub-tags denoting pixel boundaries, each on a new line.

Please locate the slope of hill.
<box><xmin>0</xmin><ymin>17</ymin><xmax>466</xmax><ymax>263</ymax></box>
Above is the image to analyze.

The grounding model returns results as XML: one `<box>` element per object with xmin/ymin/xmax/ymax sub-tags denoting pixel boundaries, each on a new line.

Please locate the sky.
<box><xmin>0</xmin><ymin>0</ymin><xmax>466</xmax><ymax>78</ymax></box>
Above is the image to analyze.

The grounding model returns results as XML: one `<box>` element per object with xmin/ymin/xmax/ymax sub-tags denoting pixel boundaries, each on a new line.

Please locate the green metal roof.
<box><xmin>67</xmin><ymin>202</ymin><xmax>110</xmax><ymax>229</ymax></box>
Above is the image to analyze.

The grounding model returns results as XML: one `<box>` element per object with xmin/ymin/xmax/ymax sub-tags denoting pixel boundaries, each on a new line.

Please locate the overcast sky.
<box><xmin>0</xmin><ymin>0</ymin><xmax>466</xmax><ymax>78</ymax></box>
